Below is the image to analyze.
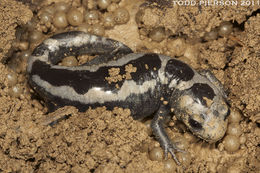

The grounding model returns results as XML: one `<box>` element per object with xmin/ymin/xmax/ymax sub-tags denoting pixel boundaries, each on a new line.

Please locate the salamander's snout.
<box><xmin>194</xmin><ymin>111</ymin><xmax>229</xmax><ymax>143</ymax></box>
<box><xmin>176</xmin><ymin>94</ymin><xmax>230</xmax><ymax>142</ymax></box>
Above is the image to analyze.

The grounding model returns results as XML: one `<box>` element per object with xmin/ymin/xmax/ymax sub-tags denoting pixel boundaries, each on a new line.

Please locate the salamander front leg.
<box><xmin>151</xmin><ymin>105</ymin><xmax>184</xmax><ymax>165</ymax></box>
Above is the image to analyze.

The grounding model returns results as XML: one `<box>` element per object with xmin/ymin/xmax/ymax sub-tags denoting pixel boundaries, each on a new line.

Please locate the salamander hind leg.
<box><xmin>151</xmin><ymin>105</ymin><xmax>185</xmax><ymax>165</ymax></box>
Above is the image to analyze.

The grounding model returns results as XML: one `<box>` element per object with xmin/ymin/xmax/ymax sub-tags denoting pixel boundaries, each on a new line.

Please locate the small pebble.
<box><xmin>39</xmin><ymin>10</ymin><xmax>53</xmax><ymax>24</ymax></box>
<box><xmin>164</xmin><ymin>159</ymin><xmax>177</xmax><ymax>172</ymax></box>
<box><xmin>103</xmin><ymin>13</ymin><xmax>115</xmax><ymax>29</ymax></box>
<box><xmin>223</xmin><ymin>135</ymin><xmax>240</xmax><ymax>152</ymax></box>
<box><xmin>29</xmin><ymin>30</ymin><xmax>43</xmax><ymax>43</ymax></box>
<box><xmin>67</xmin><ymin>8</ymin><xmax>84</xmax><ymax>26</ymax></box>
<box><xmin>149</xmin><ymin>27</ymin><xmax>166</xmax><ymax>42</ymax></box>
<box><xmin>97</xmin><ymin>0</ymin><xmax>111</xmax><ymax>9</ymax></box>
<box><xmin>84</xmin><ymin>10</ymin><xmax>99</xmax><ymax>24</ymax></box>
<box><xmin>53</xmin><ymin>11</ymin><xmax>68</xmax><ymax>28</ymax></box>
<box><xmin>113</xmin><ymin>8</ymin><xmax>130</xmax><ymax>25</ymax></box>
<box><xmin>228</xmin><ymin>109</ymin><xmax>242</xmax><ymax>123</ymax></box>
<box><xmin>227</xmin><ymin>123</ymin><xmax>242</xmax><ymax>137</ymax></box>
<box><xmin>149</xmin><ymin>147</ymin><xmax>164</xmax><ymax>161</ymax></box>
<box><xmin>9</xmin><ymin>85</ymin><xmax>23</xmax><ymax>97</ymax></box>
<box><xmin>218</xmin><ymin>21</ymin><xmax>233</xmax><ymax>37</ymax></box>
<box><xmin>204</xmin><ymin>29</ymin><xmax>218</xmax><ymax>41</ymax></box>
<box><xmin>92</xmin><ymin>24</ymin><xmax>105</xmax><ymax>36</ymax></box>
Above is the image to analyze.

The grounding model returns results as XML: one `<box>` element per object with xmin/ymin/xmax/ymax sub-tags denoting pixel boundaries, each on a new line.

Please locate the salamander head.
<box><xmin>173</xmin><ymin>84</ymin><xmax>230</xmax><ymax>142</ymax></box>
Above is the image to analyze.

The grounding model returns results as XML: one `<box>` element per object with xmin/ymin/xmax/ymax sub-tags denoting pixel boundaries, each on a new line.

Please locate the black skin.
<box><xmin>29</xmin><ymin>54</ymin><xmax>162</xmax><ymax>118</ymax></box>
<box><xmin>28</xmin><ymin>31</ymin><xmax>188</xmax><ymax>164</ymax></box>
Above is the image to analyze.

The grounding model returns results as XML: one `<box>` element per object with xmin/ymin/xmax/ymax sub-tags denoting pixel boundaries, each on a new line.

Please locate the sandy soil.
<box><xmin>0</xmin><ymin>0</ymin><xmax>259</xmax><ymax>172</ymax></box>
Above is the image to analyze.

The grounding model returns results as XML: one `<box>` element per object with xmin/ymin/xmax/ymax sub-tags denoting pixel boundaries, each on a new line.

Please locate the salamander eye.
<box><xmin>189</xmin><ymin>118</ymin><xmax>202</xmax><ymax>130</ymax></box>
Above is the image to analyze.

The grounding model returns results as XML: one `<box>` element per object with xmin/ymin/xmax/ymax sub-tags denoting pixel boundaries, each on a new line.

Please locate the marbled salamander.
<box><xmin>27</xmin><ymin>31</ymin><xmax>230</xmax><ymax>164</ymax></box>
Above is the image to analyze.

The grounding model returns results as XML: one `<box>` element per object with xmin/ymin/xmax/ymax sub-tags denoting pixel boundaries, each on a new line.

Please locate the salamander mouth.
<box><xmin>193</xmin><ymin>123</ymin><xmax>227</xmax><ymax>143</ymax></box>
<box><xmin>192</xmin><ymin>131</ymin><xmax>219</xmax><ymax>143</ymax></box>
